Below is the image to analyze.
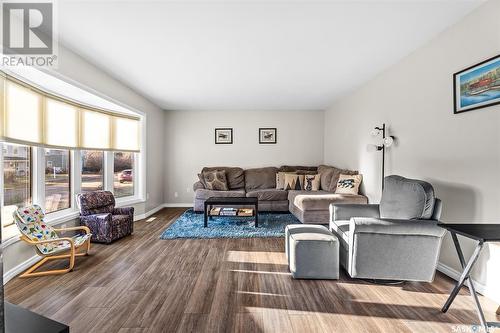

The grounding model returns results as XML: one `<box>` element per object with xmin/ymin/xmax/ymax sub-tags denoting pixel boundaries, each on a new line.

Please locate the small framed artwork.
<box><xmin>454</xmin><ymin>54</ymin><xmax>500</xmax><ymax>114</ymax></box>
<box><xmin>259</xmin><ymin>128</ymin><xmax>277</xmax><ymax>144</ymax></box>
<box><xmin>215</xmin><ymin>128</ymin><xmax>233</xmax><ymax>144</ymax></box>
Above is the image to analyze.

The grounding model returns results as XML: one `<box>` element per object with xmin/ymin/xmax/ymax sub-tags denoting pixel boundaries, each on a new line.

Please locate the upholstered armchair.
<box><xmin>76</xmin><ymin>191</ymin><xmax>134</xmax><ymax>244</ymax></box>
<box><xmin>14</xmin><ymin>204</ymin><xmax>91</xmax><ymax>278</ymax></box>
<box><xmin>330</xmin><ymin>175</ymin><xmax>446</xmax><ymax>282</ymax></box>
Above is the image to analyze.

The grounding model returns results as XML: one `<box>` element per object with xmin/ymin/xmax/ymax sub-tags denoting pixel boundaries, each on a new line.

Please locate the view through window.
<box><xmin>2</xmin><ymin>144</ymin><xmax>31</xmax><ymax>239</ymax></box>
<box><xmin>45</xmin><ymin>149</ymin><xmax>71</xmax><ymax>213</ymax></box>
<box><xmin>113</xmin><ymin>152</ymin><xmax>134</xmax><ymax>198</ymax></box>
<box><xmin>81</xmin><ymin>151</ymin><xmax>104</xmax><ymax>192</ymax></box>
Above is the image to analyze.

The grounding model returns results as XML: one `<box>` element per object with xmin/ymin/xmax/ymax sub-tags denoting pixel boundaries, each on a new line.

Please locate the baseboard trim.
<box><xmin>437</xmin><ymin>261</ymin><xmax>487</xmax><ymax>296</ymax></box>
<box><xmin>163</xmin><ymin>203</ymin><xmax>193</xmax><ymax>208</ymax></box>
<box><xmin>4</xmin><ymin>255</ymin><xmax>40</xmax><ymax>285</ymax></box>
<box><xmin>134</xmin><ymin>204</ymin><xmax>165</xmax><ymax>221</ymax></box>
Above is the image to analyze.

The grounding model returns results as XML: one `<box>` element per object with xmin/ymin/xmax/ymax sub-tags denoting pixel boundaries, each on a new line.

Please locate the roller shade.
<box><xmin>81</xmin><ymin>109</ymin><xmax>112</xmax><ymax>150</ymax></box>
<box><xmin>113</xmin><ymin>116</ymin><xmax>140</xmax><ymax>151</ymax></box>
<box><xmin>45</xmin><ymin>98</ymin><xmax>79</xmax><ymax>148</ymax></box>
<box><xmin>0</xmin><ymin>75</ymin><xmax>141</xmax><ymax>152</ymax></box>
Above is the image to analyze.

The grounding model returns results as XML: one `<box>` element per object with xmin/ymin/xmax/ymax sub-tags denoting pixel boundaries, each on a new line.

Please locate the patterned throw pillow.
<box><xmin>303</xmin><ymin>174</ymin><xmax>320</xmax><ymax>191</ymax></box>
<box><xmin>335</xmin><ymin>174</ymin><xmax>363</xmax><ymax>195</ymax></box>
<box><xmin>276</xmin><ymin>172</ymin><xmax>296</xmax><ymax>189</ymax></box>
<box><xmin>202</xmin><ymin>170</ymin><xmax>229</xmax><ymax>191</ymax></box>
<box><xmin>284</xmin><ymin>174</ymin><xmax>304</xmax><ymax>190</ymax></box>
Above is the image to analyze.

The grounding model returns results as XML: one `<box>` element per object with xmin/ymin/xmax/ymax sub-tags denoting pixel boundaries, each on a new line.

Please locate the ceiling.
<box><xmin>58</xmin><ymin>0</ymin><xmax>484</xmax><ymax>111</ymax></box>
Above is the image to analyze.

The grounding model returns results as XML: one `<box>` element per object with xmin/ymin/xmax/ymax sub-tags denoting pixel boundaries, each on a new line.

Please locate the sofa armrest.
<box><xmin>331</xmin><ymin>204</ymin><xmax>380</xmax><ymax>222</ymax></box>
<box><xmin>113</xmin><ymin>207</ymin><xmax>134</xmax><ymax>216</ymax></box>
<box><xmin>193</xmin><ymin>181</ymin><xmax>205</xmax><ymax>191</ymax></box>
<box><xmin>350</xmin><ymin>217</ymin><xmax>446</xmax><ymax>237</ymax></box>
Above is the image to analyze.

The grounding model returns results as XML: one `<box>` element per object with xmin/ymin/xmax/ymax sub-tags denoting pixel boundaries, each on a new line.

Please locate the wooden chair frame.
<box><xmin>19</xmin><ymin>226</ymin><xmax>91</xmax><ymax>278</ymax></box>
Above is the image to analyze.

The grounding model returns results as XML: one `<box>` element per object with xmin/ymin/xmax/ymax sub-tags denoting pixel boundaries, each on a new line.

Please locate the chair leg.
<box><xmin>20</xmin><ymin>247</ymin><xmax>77</xmax><ymax>278</ymax></box>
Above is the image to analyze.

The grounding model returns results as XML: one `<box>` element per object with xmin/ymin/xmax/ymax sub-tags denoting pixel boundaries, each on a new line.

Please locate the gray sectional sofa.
<box><xmin>193</xmin><ymin>165</ymin><xmax>368</xmax><ymax>224</ymax></box>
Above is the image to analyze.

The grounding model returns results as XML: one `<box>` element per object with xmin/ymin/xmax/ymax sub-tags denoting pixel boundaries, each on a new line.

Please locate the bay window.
<box><xmin>0</xmin><ymin>74</ymin><xmax>143</xmax><ymax>241</ymax></box>
<box><xmin>44</xmin><ymin>149</ymin><xmax>71</xmax><ymax>213</ymax></box>
<box><xmin>81</xmin><ymin>151</ymin><xmax>104</xmax><ymax>192</ymax></box>
<box><xmin>113</xmin><ymin>152</ymin><xmax>134</xmax><ymax>198</ymax></box>
<box><xmin>1</xmin><ymin>144</ymin><xmax>31</xmax><ymax>240</ymax></box>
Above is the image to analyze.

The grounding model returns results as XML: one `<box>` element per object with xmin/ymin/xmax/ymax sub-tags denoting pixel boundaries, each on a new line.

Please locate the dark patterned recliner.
<box><xmin>76</xmin><ymin>191</ymin><xmax>134</xmax><ymax>244</ymax></box>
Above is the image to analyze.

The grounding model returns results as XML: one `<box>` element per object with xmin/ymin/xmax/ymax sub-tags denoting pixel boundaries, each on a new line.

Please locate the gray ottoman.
<box><xmin>285</xmin><ymin>224</ymin><xmax>333</xmax><ymax>265</ymax></box>
<box><xmin>286</xmin><ymin>225</ymin><xmax>339</xmax><ymax>280</ymax></box>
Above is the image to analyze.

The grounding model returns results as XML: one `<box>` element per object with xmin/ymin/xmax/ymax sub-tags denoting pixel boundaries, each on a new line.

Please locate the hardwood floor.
<box><xmin>5</xmin><ymin>208</ymin><xmax>499</xmax><ymax>332</ymax></box>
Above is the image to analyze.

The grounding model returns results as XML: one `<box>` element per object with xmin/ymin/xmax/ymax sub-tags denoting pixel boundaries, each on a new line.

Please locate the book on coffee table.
<box><xmin>209</xmin><ymin>207</ymin><xmax>221</xmax><ymax>216</ymax></box>
<box><xmin>220</xmin><ymin>207</ymin><xmax>238</xmax><ymax>216</ymax></box>
<box><xmin>237</xmin><ymin>208</ymin><xmax>253</xmax><ymax>217</ymax></box>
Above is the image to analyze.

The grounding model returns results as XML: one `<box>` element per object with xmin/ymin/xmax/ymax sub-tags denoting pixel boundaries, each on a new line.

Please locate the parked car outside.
<box><xmin>119</xmin><ymin>169</ymin><xmax>133</xmax><ymax>183</ymax></box>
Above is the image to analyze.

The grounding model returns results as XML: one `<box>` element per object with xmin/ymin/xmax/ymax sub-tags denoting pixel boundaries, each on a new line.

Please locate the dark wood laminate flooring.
<box><xmin>5</xmin><ymin>208</ymin><xmax>499</xmax><ymax>332</ymax></box>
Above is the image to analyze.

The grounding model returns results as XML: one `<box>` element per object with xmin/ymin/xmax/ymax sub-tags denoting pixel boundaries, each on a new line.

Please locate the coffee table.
<box><xmin>204</xmin><ymin>197</ymin><xmax>258</xmax><ymax>228</ymax></box>
<box><xmin>438</xmin><ymin>223</ymin><xmax>500</xmax><ymax>332</ymax></box>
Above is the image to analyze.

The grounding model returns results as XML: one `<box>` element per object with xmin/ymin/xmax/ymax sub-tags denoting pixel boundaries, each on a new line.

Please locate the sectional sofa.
<box><xmin>193</xmin><ymin>165</ymin><xmax>368</xmax><ymax>224</ymax></box>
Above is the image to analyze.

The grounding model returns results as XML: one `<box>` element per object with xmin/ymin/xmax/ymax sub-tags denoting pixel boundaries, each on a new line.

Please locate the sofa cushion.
<box><xmin>380</xmin><ymin>175</ymin><xmax>435</xmax><ymax>220</ymax></box>
<box><xmin>318</xmin><ymin>165</ymin><xmax>335</xmax><ymax>191</ymax></box>
<box><xmin>201</xmin><ymin>167</ymin><xmax>245</xmax><ymax>190</ymax></box>
<box><xmin>202</xmin><ymin>170</ymin><xmax>229</xmax><ymax>191</ymax></box>
<box><xmin>195</xmin><ymin>189</ymin><xmax>246</xmax><ymax>200</ymax></box>
<box><xmin>291</xmin><ymin>192</ymin><xmax>368</xmax><ymax>211</ymax></box>
<box><xmin>245</xmin><ymin>167</ymin><xmax>277</xmax><ymax>190</ymax></box>
<box><xmin>279</xmin><ymin>165</ymin><xmax>317</xmax><ymax>173</ymax></box>
<box><xmin>246</xmin><ymin>189</ymin><xmax>288</xmax><ymax>201</ymax></box>
<box><xmin>329</xmin><ymin>219</ymin><xmax>350</xmax><ymax>247</ymax></box>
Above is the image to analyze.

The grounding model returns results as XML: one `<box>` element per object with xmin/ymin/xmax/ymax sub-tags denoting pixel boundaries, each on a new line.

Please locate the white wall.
<box><xmin>164</xmin><ymin>110</ymin><xmax>324</xmax><ymax>203</ymax></box>
<box><xmin>324</xmin><ymin>0</ymin><xmax>500</xmax><ymax>302</ymax></box>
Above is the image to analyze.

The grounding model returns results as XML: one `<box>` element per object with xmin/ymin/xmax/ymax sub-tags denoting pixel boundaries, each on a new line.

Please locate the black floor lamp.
<box><xmin>370</xmin><ymin>123</ymin><xmax>395</xmax><ymax>191</ymax></box>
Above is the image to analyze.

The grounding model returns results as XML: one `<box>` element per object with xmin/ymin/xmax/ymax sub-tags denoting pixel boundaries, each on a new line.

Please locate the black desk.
<box><xmin>438</xmin><ymin>223</ymin><xmax>500</xmax><ymax>332</ymax></box>
<box><xmin>5</xmin><ymin>302</ymin><xmax>69</xmax><ymax>333</ymax></box>
<box><xmin>204</xmin><ymin>197</ymin><xmax>258</xmax><ymax>228</ymax></box>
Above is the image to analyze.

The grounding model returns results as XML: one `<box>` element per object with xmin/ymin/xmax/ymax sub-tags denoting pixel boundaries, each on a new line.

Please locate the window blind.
<box><xmin>0</xmin><ymin>75</ymin><xmax>141</xmax><ymax>152</ymax></box>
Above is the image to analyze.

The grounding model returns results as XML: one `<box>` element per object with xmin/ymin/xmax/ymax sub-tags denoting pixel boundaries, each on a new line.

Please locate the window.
<box><xmin>81</xmin><ymin>151</ymin><xmax>104</xmax><ymax>192</ymax></box>
<box><xmin>1</xmin><ymin>144</ymin><xmax>31</xmax><ymax>240</ymax></box>
<box><xmin>113</xmin><ymin>152</ymin><xmax>134</xmax><ymax>198</ymax></box>
<box><xmin>45</xmin><ymin>149</ymin><xmax>71</xmax><ymax>213</ymax></box>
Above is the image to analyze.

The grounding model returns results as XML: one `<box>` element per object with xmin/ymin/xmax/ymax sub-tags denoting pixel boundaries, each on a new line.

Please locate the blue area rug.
<box><xmin>160</xmin><ymin>209</ymin><xmax>299</xmax><ymax>239</ymax></box>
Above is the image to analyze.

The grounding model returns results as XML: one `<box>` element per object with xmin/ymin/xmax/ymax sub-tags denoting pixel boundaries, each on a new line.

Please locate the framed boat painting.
<box><xmin>454</xmin><ymin>54</ymin><xmax>500</xmax><ymax>114</ymax></box>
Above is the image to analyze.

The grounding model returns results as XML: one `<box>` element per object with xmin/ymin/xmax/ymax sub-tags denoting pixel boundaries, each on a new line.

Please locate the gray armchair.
<box><xmin>330</xmin><ymin>175</ymin><xmax>445</xmax><ymax>282</ymax></box>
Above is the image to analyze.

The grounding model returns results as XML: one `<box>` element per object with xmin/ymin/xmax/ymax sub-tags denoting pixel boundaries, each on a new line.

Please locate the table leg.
<box><xmin>442</xmin><ymin>232</ymin><xmax>488</xmax><ymax>331</ymax></box>
<box><xmin>204</xmin><ymin>203</ymin><xmax>208</xmax><ymax>228</ymax></box>
<box><xmin>255</xmin><ymin>203</ymin><xmax>258</xmax><ymax>228</ymax></box>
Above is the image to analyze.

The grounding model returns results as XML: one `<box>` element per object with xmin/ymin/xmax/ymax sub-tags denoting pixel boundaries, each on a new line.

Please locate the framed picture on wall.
<box><xmin>454</xmin><ymin>54</ymin><xmax>500</xmax><ymax>114</ymax></box>
<box><xmin>259</xmin><ymin>128</ymin><xmax>277</xmax><ymax>144</ymax></box>
<box><xmin>215</xmin><ymin>128</ymin><xmax>233</xmax><ymax>144</ymax></box>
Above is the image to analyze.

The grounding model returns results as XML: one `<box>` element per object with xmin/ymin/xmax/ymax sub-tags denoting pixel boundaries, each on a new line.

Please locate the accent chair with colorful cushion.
<box><xmin>76</xmin><ymin>190</ymin><xmax>134</xmax><ymax>244</ymax></box>
<box><xmin>14</xmin><ymin>204</ymin><xmax>92</xmax><ymax>278</ymax></box>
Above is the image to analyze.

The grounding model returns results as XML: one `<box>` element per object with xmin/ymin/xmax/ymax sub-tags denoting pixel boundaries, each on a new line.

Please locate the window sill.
<box><xmin>115</xmin><ymin>196</ymin><xmax>145</xmax><ymax>207</ymax></box>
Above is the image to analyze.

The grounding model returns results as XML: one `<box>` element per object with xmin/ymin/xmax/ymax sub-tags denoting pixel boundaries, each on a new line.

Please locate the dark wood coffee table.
<box><xmin>204</xmin><ymin>197</ymin><xmax>258</xmax><ymax>228</ymax></box>
<box><xmin>438</xmin><ymin>223</ymin><xmax>500</xmax><ymax>332</ymax></box>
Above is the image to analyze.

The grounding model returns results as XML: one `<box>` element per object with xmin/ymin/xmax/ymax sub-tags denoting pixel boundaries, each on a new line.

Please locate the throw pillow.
<box><xmin>202</xmin><ymin>170</ymin><xmax>229</xmax><ymax>191</ymax></box>
<box><xmin>335</xmin><ymin>174</ymin><xmax>363</xmax><ymax>195</ymax></box>
<box><xmin>318</xmin><ymin>165</ymin><xmax>335</xmax><ymax>190</ymax></box>
<box><xmin>198</xmin><ymin>173</ymin><xmax>207</xmax><ymax>188</ymax></box>
<box><xmin>276</xmin><ymin>172</ymin><xmax>286</xmax><ymax>190</ymax></box>
<box><xmin>329</xmin><ymin>167</ymin><xmax>359</xmax><ymax>192</ymax></box>
<box><xmin>303</xmin><ymin>174</ymin><xmax>320</xmax><ymax>191</ymax></box>
<box><xmin>284</xmin><ymin>174</ymin><xmax>304</xmax><ymax>190</ymax></box>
